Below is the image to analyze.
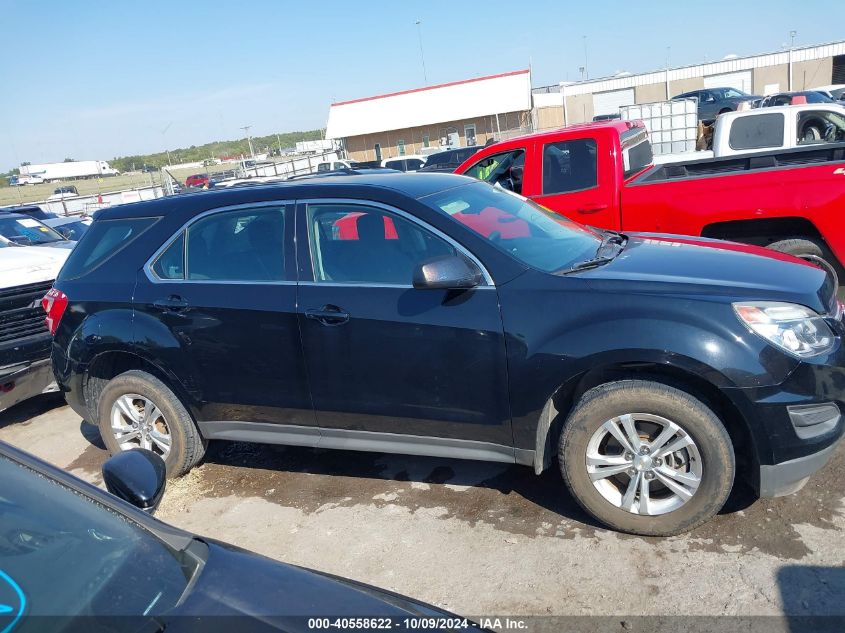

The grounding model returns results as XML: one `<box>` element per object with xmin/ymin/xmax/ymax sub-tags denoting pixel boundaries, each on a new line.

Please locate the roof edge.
<box><xmin>330</xmin><ymin>69</ymin><xmax>530</xmax><ymax>108</ymax></box>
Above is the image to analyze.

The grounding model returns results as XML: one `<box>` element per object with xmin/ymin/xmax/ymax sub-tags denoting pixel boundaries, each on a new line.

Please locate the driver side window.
<box><xmin>464</xmin><ymin>149</ymin><xmax>525</xmax><ymax>195</ymax></box>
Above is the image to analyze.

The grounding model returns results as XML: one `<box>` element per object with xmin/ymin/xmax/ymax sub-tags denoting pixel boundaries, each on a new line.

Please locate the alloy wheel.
<box><xmin>110</xmin><ymin>393</ymin><xmax>172</xmax><ymax>458</ymax></box>
<box><xmin>585</xmin><ymin>413</ymin><xmax>702</xmax><ymax>516</ymax></box>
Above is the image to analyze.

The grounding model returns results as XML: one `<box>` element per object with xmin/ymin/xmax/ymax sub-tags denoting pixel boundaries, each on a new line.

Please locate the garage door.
<box><xmin>593</xmin><ymin>88</ymin><xmax>635</xmax><ymax>117</ymax></box>
<box><xmin>704</xmin><ymin>71</ymin><xmax>753</xmax><ymax>93</ymax></box>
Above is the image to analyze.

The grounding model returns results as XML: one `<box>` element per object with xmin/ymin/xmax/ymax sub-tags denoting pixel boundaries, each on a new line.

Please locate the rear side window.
<box><xmin>729</xmin><ymin>113</ymin><xmax>784</xmax><ymax>150</ymax></box>
<box><xmin>58</xmin><ymin>217</ymin><xmax>156</xmax><ymax>280</ymax></box>
<box><xmin>150</xmin><ymin>206</ymin><xmax>286</xmax><ymax>282</ymax></box>
<box><xmin>385</xmin><ymin>160</ymin><xmax>404</xmax><ymax>170</ymax></box>
<box><xmin>542</xmin><ymin>139</ymin><xmax>598</xmax><ymax>194</ymax></box>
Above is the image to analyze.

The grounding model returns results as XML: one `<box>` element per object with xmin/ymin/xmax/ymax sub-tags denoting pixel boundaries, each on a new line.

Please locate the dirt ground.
<box><xmin>1</xmin><ymin>393</ymin><xmax>844</xmax><ymax>622</ymax></box>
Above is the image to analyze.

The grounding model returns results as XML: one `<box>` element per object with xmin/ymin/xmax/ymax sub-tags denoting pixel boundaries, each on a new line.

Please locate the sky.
<box><xmin>2</xmin><ymin>0</ymin><xmax>843</xmax><ymax>170</ymax></box>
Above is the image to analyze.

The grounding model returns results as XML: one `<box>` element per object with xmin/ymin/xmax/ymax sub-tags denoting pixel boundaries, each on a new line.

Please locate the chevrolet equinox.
<box><xmin>45</xmin><ymin>173</ymin><xmax>845</xmax><ymax>535</ymax></box>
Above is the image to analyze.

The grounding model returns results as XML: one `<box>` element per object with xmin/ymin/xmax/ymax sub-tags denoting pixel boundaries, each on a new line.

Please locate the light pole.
<box><xmin>240</xmin><ymin>125</ymin><xmax>254</xmax><ymax>159</ymax></box>
<box><xmin>788</xmin><ymin>30</ymin><xmax>797</xmax><ymax>91</ymax></box>
<box><xmin>582</xmin><ymin>36</ymin><xmax>588</xmax><ymax>80</ymax></box>
<box><xmin>415</xmin><ymin>20</ymin><xmax>428</xmax><ymax>85</ymax></box>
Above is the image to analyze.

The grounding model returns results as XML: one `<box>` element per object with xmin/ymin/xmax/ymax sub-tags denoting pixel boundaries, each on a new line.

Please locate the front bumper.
<box><xmin>0</xmin><ymin>358</ymin><xmax>57</xmax><ymax>413</ymax></box>
<box><xmin>759</xmin><ymin>438</ymin><xmax>842</xmax><ymax>497</ymax></box>
<box><xmin>724</xmin><ymin>352</ymin><xmax>845</xmax><ymax>498</ymax></box>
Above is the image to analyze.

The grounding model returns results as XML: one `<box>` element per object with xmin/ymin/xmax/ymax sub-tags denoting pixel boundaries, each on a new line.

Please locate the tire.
<box><xmin>801</xmin><ymin>126</ymin><xmax>822</xmax><ymax>142</ymax></box>
<box><xmin>559</xmin><ymin>380</ymin><xmax>735</xmax><ymax>536</ymax></box>
<box><xmin>97</xmin><ymin>370</ymin><xmax>205</xmax><ymax>477</ymax></box>
<box><xmin>768</xmin><ymin>238</ymin><xmax>824</xmax><ymax>260</ymax></box>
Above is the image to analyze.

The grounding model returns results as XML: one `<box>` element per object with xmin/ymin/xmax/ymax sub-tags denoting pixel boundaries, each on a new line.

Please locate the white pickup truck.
<box><xmin>0</xmin><ymin>239</ymin><xmax>70</xmax><ymax>412</ymax></box>
<box><xmin>655</xmin><ymin>103</ymin><xmax>845</xmax><ymax>163</ymax></box>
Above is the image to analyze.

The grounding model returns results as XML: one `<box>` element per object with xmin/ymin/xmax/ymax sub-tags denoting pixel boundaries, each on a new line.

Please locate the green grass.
<box><xmin>0</xmin><ymin>163</ymin><xmax>242</xmax><ymax>207</ymax></box>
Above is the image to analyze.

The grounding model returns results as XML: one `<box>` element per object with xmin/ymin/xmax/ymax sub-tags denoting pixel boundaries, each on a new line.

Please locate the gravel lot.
<box><xmin>2</xmin><ymin>393</ymin><xmax>844</xmax><ymax>623</ymax></box>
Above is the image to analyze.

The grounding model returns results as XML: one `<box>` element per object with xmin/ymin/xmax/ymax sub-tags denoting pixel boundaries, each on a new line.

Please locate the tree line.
<box><xmin>1</xmin><ymin>129</ymin><xmax>324</xmax><ymax>186</ymax></box>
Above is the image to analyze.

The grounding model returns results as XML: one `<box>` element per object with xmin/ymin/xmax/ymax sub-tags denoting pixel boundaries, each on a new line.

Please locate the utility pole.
<box><xmin>415</xmin><ymin>20</ymin><xmax>428</xmax><ymax>85</ymax></box>
<box><xmin>160</xmin><ymin>122</ymin><xmax>173</xmax><ymax>166</ymax></box>
<box><xmin>276</xmin><ymin>133</ymin><xmax>283</xmax><ymax>158</ymax></box>
<box><xmin>788</xmin><ymin>30</ymin><xmax>797</xmax><ymax>91</ymax></box>
<box><xmin>665</xmin><ymin>46</ymin><xmax>672</xmax><ymax>99</ymax></box>
<box><xmin>240</xmin><ymin>125</ymin><xmax>254</xmax><ymax>158</ymax></box>
<box><xmin>582</xmin><ymin>35</ymin><xmax>589</xmax><ymax>80</ymax></box>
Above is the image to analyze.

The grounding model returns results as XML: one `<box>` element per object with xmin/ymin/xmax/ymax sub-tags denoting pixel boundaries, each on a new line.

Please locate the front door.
<box><xmin>133</xmin><ymin>203</ymin><xmax>313</xmax><ymax>428</ymax></box>
<box><xmin>295</xmin><ymin>201</ymin><xmax>512</xmax><ymax>448</ymax></box>
<box><xmin>529</xmin><ymin>137</ymin><xmax>618</xmax><ymax>230</ymax></box>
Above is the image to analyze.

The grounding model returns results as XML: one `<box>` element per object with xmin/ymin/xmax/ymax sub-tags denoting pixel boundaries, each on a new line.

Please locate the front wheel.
<box><xmin>559</xmin><ymin>380</ymin><xmax>735</xmax><ymax>536</ymax></box>
<box><xmin>97</xmin><ymin>370</ymin><xmax>206</xmax><ymax>477</ymax></box>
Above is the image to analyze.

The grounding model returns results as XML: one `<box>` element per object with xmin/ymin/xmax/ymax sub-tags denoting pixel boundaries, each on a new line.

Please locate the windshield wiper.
<box><xmin>559</xmin><ymin>232</ymin><xmax>628</xmax><ymax>275</ymax></box>
<box><xmin>559</xmin><ymin>255</ymin><xmax>617</xmax><ymax>274</ymax></box>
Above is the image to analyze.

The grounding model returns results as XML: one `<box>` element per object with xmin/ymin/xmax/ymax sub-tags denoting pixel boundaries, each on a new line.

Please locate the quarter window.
<box><xmin>307</xmin><ymin>204</ymin><xmax>455</xmax><ymax>285</ymax></box>
<box><xmin>152</xmin><ymin>233</ymin><xmax>184</xmax><ymax>279</ymax></box>
<box><xmin>542</xmin><ymin>139</ymin><xmax>598</xmax><ymax>194</ymax></box>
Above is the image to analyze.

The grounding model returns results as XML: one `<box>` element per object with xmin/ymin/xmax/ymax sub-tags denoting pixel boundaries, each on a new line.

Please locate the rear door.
<box><xmin>295</xmin><ymin>199</ymin><xmax>513</xmax><ymax>450</ymax></box>
<box><xmin>529</xmin><ymin>135</ymin><xmax>618</xmax><ymax>229</ymax></box>
<box><xmin>133</xmin><ymin>202</ymin><xmax>313</xmax><ymax>431</ymax></box>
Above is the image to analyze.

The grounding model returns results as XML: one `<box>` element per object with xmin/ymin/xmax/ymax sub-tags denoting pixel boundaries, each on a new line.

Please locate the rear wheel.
<box><xmin>559</xmin><ymin>380</ymin><xmax>735</xmax><ymax>536</ymax></box>
<box><xmin>97</xmin><ymin>370</ymin><xmax>205</xmax><ymax>477</ymax></box>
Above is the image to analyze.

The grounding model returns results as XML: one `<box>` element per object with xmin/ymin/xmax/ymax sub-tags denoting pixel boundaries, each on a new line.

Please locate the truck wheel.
<box><xmin>558</xmin><ymin>380</ymin><xmax>735</xmax><ymax>536</ymax></box>
<box><xmin>768</xmin><ymin>238</ymin><xmax>828</xmax><ymax>263</ymax></box>
<box><xmin>97</xmin><ymin>370</ymin><xmax>205</xmax><ymax>477</ymax></box>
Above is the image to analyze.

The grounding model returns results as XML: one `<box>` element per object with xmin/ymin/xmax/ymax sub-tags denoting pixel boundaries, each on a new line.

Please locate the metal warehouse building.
<box><xmin>325</xmin><ymin>70</ymin><xmax>533</xmax><ymax>162</ymax></box>
<box><xmin>533</xmin><ymin>40</ymin><xmax>845</xmax><ymax>128</ymax></box>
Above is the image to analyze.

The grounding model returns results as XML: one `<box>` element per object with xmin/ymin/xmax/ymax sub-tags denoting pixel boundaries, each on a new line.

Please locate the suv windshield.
<box><xmin>0</xmin><ymin>216</ymin><xmax>64</xmax><ymax>245</ymax></box>
<box><xmin>422</xmin><ymin>182</ymin><xmax>602</xmax><ymax>272</ymax></box>
<box><xmin>0</xmin><ymin>455</ymin><xmax>192</xmax><ymax>619</ymax></box>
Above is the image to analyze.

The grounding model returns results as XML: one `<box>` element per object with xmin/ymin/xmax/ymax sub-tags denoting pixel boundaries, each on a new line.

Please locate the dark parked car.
<box><xmin>0</xmin><ymin>204</ymin><xmax>58</xmax><ymax>220</ymax></box>
<box><xmin>418</xmin><ymin>147</ymin><xmax>480</xmax><ymax>173</ymax></box>
<box><xmin>672</xmin><ymin>87</ymin><xmax>761</xmax><ymax>122</ymax></box>
<box><xmin>0</xmin><ymin>440</ymin><xmax>480</xmax><ymax>630</ymax></box>
<box><xmin>757</xmin><ymin>90</ymin><xmax>835</xmax><ymax>108</ymax></box>
<box><xmin>46</xmin><ymin>174</ymin><xmax>844</xmax><ymax>536</ymax></box>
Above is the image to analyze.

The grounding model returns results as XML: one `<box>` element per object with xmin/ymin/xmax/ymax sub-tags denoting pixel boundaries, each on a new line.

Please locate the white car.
<box><xmin>381</xmin><ymin>155</ymin><xmax>427</xmax><ymax>172</ymax></box>
<box><xmin>813</xmin><ymin>84</ymin><xmax>845</xmax><ymax>101</ymax></box>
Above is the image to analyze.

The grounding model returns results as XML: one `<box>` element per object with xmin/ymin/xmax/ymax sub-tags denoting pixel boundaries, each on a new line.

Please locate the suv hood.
<box><xmin>581</xmin><ymin>233</ymin><xmax>834</xmax><ymax>314</ymax></box>
<box><xmin>0</xmin><ymin>246</ymin><xmax>69</xmax><ymax>289</ymax></box>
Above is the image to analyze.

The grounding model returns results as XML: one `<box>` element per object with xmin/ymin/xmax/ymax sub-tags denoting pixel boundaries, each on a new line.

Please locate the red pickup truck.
<box><xmin>455</xmin><ymin>120</ymin><xmax>845</xmax><ymax>271</ymax></box>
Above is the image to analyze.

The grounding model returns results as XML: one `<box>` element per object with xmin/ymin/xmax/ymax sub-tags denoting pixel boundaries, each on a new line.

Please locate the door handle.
<box><xmin>577</xmin><ymin>204</ymin><xmax>609</xmax><ymax>215</ymax></box>
<box><xmin>305</xmin><ymin>305</ymin><xmax>350</xmax><ymax>326</ymax></box>
<box><xmin>153</xmin><ymin>295</ymin><xmax>189</xmax><ymax>312</ymax></box>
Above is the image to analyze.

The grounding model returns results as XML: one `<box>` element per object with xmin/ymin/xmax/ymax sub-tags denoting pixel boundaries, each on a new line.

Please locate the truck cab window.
<box><xmin>728</xmin><ymin>113</ymin><xmax>784</xmax><ymax>150</ymax></box>
<box><xmin>542</xmin><ymin>139</ymin><xmax>598</xmax><ymax>195</ymax></box>
<box><xmin>464</xmin><ymin>149</ymin><xmax>525</xmax><ymax>194</ymax></box>
<box><xmin>796</xmin><ymin>110</ymin><xmax>845</xmax><ymax>144</ymax></box>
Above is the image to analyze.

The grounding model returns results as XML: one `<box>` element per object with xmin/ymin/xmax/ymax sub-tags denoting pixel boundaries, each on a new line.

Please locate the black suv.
<box><xmin>47</xmin><ymin>173</ymin><xmax>844</xmax><ymax>536</ymax></box>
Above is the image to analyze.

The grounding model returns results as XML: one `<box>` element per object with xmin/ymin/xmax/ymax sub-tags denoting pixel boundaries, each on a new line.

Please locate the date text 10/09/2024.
<box><xmin>307</xmin><ymin>617</ymin><xmax>528</xmax><ymax>630</ymax></box>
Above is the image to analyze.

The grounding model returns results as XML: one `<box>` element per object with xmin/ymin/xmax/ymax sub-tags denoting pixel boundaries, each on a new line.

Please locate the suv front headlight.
<box><xmin>733</xmin><ymin>301</ymin><xmax>836</xmax><ymax>358</ymax></box>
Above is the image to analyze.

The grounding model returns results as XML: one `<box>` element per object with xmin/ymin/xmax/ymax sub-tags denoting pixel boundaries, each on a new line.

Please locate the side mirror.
<box><xmin>413</xmin><ymin>255</ymin><xmax>483</xmax><ymax>290</ymax></box>
<box><xmin>102</xmin><ymin>449</ymin><xmax>166</xmax><ymax>514</ymax></box>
